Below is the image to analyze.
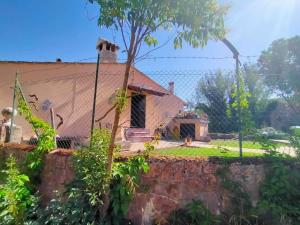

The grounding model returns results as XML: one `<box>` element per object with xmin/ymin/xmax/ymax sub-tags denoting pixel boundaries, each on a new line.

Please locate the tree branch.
<box><xmin>95</xmin><ymin>104</ymin><xmax>117</xmax><ymax>123</ymax></box>
<box><xmin>135</xmin><ymin>34</ymin><xmax>174</xmax><ymax>62</ymax></box>
<box><xmin>117</xmin><ymin>18</ymin><xmax>128</xmax><ymax>52</ymax></box>
<box><xmin>95</xmin><ymin>95</ymin><xmax>135</xmax><ymax>123</ymax></box>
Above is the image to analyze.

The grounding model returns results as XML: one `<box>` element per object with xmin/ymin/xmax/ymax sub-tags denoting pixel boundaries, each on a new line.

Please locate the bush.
<box><xmin>29</xmin><ymin>129</ymin><xmax>150</xmax><ymax>225</ymax></box>
<box><xmin>0</xmin><ymin>156</ymin><xmax>36</xmax><ymax>225</ymax></box>
<box><xmin>164</xmin><ymin>200</ymin><xmax>219</xmax><ymax>225</ymax></box>
<box><xmin>259</xmin><ymin>162</ymin><xmax>300</xmax><ymax>224</ymax></box>
<box><xmin>108</xmin><ymin>156</ymin><xmax>149</xmax><ymax>225</ymax></box>
<box><xmin>72</xmin><ymin>128</ymin><xmax>111</xmax><ymax>208</ymax></box>
<box><xmin>29</xmin><ymin>129</ymin><xmax>112</xmax><ymax>225</ymax></box>
<box><xmin>26</xmin><ymin>189</ymin><xmax>100</xmax><ymax>225</ymax></box>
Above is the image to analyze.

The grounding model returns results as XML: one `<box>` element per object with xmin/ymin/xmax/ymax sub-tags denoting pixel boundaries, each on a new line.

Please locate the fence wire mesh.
<box><xmin>1</xmin><ymin>60</ymin><xmax>297</xmax><ymax>156</ymax></box>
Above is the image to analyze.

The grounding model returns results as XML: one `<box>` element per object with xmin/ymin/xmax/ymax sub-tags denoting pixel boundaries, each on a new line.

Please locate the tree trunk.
<box><xmin>106</xmin><ymin>57</ymin><xmax>133</xmax><ymax>173</ymax></box>
<box><xmin>106</xmin><ymin>24</ymin><xmax>137</xmax><ymax>174</ymax></box>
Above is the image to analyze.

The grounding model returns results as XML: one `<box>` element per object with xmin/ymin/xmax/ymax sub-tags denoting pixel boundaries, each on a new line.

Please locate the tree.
<box><xmin>90</xmin><ymin>0</ymin><xmax>228</xmax><ymax>173</ymax></box>
<box><xmin>195</xmin><ymin>71</ymin><xmax>232</xmax><ymax>133</ymax></box>
<box><xmin>258</xmin><ymin>36</ymin><xmax>300</xmax><ymax>112</ymax></box>
<box><xmin>243</xmin><ymin>63</ymin><xmax>270</xmax><ymax>127</ymax></box>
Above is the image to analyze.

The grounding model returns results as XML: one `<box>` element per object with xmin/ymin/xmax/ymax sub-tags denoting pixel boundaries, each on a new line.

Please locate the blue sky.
<box><xmin>1</xmin><ymin>0</ymin><xmax>300</xmax><ymax>100</ymax></box>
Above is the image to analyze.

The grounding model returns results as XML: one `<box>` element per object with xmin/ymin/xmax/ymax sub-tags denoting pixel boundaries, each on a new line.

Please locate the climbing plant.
<box><xmin>15</xmin><ymin>83</ymin><xmax>56</xmax><ymax>171</ymax></box>
<box><xmin>231</xmin><ymin>71</ymin><xmax>254</xmax><ymax>135</ymax></box>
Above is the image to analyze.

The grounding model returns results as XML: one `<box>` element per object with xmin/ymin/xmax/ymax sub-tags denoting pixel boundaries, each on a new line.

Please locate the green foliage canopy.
<box><xmin>259</xmin><ymin>36</ymin><xmax>300</xmax><ymax>101</ymax></box>
<box><xmin>90</xmin><ymin>0</ymin><xmax>227</xmax><ymax>51</ymax></box>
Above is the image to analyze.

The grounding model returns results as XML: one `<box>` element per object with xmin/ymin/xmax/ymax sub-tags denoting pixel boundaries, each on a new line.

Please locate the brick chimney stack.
<box><xmin>168</xmin><ymin>81</ymin><xmax>174</xmax><ymax>94</ymax></box>
<box><xmin>96</xmin><ymin>39</ymin><xmax>120</xmax><ymax>63</ymax></box>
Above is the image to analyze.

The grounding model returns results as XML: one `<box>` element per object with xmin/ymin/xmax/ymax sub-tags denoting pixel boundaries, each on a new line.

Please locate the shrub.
<box><xmin>72</xmin><ymin>128</ymin><xmax>111</xmax><ymax>208</ymax></box>
<box><xmin>108</xmin><ymin>156</ymin><xmax>149</xmax><ymax>225</ymax></box>
<box><xmin>164</xmin><ymin>200</ymin><xmax>218</xmax><ymax>225</ymax></box>
<box><xmin>0</xmin><ymin>156</ymin><xmax>36</xmax><ymax>225</ymax></box>
<box><xmin>29</xmin><ymin>129</ymin><xmax>112</xmax><ymax>225</ymax></box>
<box><xmin>26</xmin><ymin>189</ymin><xmax>100</xmax><ymax>225</ymax></box>
<box><xmin>259</xmin><ymin>162</ymin><xmax>300</xmax><ymax>224</ymax></box>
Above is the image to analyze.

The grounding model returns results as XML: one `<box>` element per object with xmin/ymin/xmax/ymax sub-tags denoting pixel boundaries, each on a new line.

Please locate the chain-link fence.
<box><xmin>1</xmin><ymin>60</ymin><xmax>297</xmax><ymax>156</ymax></box>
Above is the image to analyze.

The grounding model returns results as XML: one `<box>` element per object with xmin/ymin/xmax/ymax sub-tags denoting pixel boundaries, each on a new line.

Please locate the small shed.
<box><xmin>168</xmin><ymin>112</ymin><xmax>209</xmax><ymax>142</ymax></box>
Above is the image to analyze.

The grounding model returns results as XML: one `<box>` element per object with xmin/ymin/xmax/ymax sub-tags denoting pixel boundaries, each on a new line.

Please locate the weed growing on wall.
<box><xmin>259</xmin><ymin>162</ymin><xmax>300</xmax><ymax>224</ymax></box>
<box><xmin>105</xmin><ymin>135</ymin><xmax>158</xmax><ymax>224</ymax></box>
<box><xmin>26</xmin><ymin>190</ymin><xmax>100</xmax><ymax>225</ymax></box>
<box><xmin>253</xmin><ymin>130</ymin><xmax>300</xmax><ymax>224</ymax></box>
<box><xmin>0</xmin><ymin>155</ymin><xmax>36</xmax><ymax>225</ymax></box>
<box><xmin>161</xmin><ymin>200</ymin><xmax>219</xmax><ymax>225</ymax></box>
<box><xmin>108</xmin><ymin>156</ymin><xmax>149</xmax><ymax>225</ymax></box>
<box><xmin>217</xmin><ymin>166</ymin><xmax>252</xmax><ymax>223</ymax></box>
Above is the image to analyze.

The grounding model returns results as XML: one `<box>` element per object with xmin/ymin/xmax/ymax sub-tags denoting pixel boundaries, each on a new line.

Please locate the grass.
<box><xmin>210</xmin><ymin>139</ymin><xmax>288</xmax><ymax>150</ymax></box>
<box><xmin>155</xmin><ymin>147</ymin><xmax>263</xmax><ymax>158</ymax></box>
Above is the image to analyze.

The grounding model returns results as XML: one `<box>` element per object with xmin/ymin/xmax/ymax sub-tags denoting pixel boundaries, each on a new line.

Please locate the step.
<box><xmin>127</xmin><ymin>132</ymin><xmax>150</xmax><ymax>137</ymax></box>
<box><xmin>126</xmin><ymin>136</ymin><xmax>153</xmax><ymax>143</ymax></box>
<box><xmin>126</xmin><ymin>128</ymin><xmax>150</xmax><ymax>133</ymax></box>
<box><xmin>126</xmin><ymin>128</ymin><xmax>150</xmax><ymax>137</ymax></box>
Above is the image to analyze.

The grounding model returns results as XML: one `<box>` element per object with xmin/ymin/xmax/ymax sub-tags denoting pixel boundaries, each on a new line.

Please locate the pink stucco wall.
<box><xmin>0</xmin><ymin>61</ymin><xmax>184</xmax><ymax>140</ymax></box>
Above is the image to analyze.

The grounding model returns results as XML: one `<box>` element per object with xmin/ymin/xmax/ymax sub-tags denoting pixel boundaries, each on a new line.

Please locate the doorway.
<box><xmin>180</xmin><ymin>123</ymin><xmax>195</xmax><ymax>139</ymax></box>
<box><xmin>130</xmin><ymin>94</ymin><xmax>146</xmax><ymax>128</ymax></box>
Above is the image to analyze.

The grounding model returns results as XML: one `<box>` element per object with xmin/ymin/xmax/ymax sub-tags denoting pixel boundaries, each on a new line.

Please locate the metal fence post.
<box><xmin>90</xmin><ymin>53</ymin><xmax>100</xmax><ymax>139</ymax></box>
<box><xmin>222</xmin><ymin>39</ymin><xmax>243</xmax><ymax>157</ymax></box>
<box><xmin>50</xmin><ymin>107</ymin><xmax>57</xmax><ymax>149</ymax></box>
<box><xmin>235</xmin><ymin>57</ymin><xmax>243</xmax><ymax>158</ymax></box>
<box><xmin>9</xmin><ymin>73</ymin><xmax>18</xmax><ymax>142</ymax></box>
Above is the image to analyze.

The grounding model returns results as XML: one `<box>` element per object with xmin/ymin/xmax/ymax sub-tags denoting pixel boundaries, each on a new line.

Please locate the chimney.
<box><xmin>96</xmin><ymin>39</ymin><xmax>120</xmax><ymax>63</ymax></box>
<box><xmin>168</xmin><ymin>81</ymin><xmax>174</xmax><ymax>94</ymax></box>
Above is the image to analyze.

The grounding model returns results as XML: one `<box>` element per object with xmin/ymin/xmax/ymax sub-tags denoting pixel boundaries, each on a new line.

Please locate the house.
<box><xmin>0</xmin><ymin>40</ymin><xmax>208</xmax><ymax>147</ymax></box>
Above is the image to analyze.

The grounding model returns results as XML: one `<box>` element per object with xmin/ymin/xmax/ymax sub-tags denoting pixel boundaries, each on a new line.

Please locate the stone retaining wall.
<box><xmin>0</xmin><ymin>144</ymin><xmax>74</xmax><ymax>203</ymax></box>
<box><xmin>0</xmin><ymin>144</ymin><xmax>267</xmax><ymax>225</ymax></box>
<box><xmin>127</xmin><ymin>157</ymin><xmax>265</xmax><ymax>225</ymax></box>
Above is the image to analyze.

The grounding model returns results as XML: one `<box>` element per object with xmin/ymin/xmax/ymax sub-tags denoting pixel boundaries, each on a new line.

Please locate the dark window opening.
<box><xmin>106</xmin><ymin>43</ymin><xmax>111</xmax><ymax>50</ymax></box>
<box><xmin>180</xmin><ymin>123</ymin><xmax>195</xmax><ymax>139</ymax></box>
<box><xmin>111</xmin><ymin>45</ymin><xmax>116</xmax><ymax>52</ymax></box>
